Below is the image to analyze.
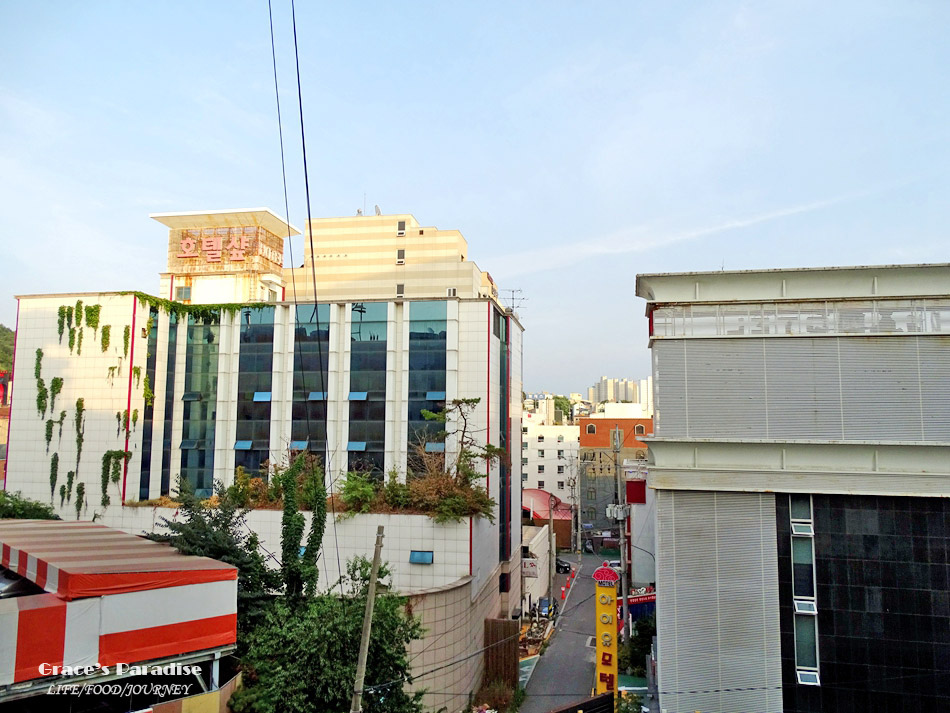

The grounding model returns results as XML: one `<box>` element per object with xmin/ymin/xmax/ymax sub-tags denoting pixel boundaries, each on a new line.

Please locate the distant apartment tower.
<box><xmin>586</xmin><ymin>376</ymin><xmax>652</xmax><ymax>413</ymax></box>
<box><xmin>520</xmin><ymin>413</ymin><xmax>579</xmax><ymax>506</ymax></box>
<box><xmin>637</xmin><ymin>264</ymin><xmax>950</xmax><ymax>713</ymax></box>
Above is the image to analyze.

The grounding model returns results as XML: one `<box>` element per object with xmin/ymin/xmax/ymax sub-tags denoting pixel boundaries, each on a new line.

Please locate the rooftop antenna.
<box><xmin>374</xmin><ymin>204</ymin><xmax>381</xmax><ymax>216</ymax></box>
<box><xmin>502</xmin><ymin>288</ymin><xmax>527</xmax><ymax>311</ymax></box>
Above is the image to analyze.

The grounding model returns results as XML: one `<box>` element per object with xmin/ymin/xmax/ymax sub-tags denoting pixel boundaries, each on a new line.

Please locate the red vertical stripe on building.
<box><xmin>486</xmin><ymin>302</ymin><xmax>491</xmax><ymax>489</ymax></box>
<box><xmin>35</xmin><ymin>560</ymin><xmax>48</xmax><ymax>590</ymax></box>
<box><xmin>4</xmin><ymin>299</ymin><xmax>20</xmax><ymax>491</ymax></box>
<box><xmin>121</xmin><ymin>296</ymin><xmax>137</xmax><ymax>502</ymax></box>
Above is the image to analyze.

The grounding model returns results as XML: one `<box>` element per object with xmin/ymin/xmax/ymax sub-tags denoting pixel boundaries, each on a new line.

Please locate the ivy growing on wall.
<box><xmin>59</xmin><ymin>484</ymin><xmax>67</xmax><ymax>508</ymax></box>
<box><xmin>68</xmin><ymin>328</ymin><xmax>76</xmax><ymax>354</ymax></box>
<box><xmin>57</xmin><ymin>410</ymin><xmax>66</xmax><ymax>439</ymax></box>
<box><xmin>75</xmin><ymin>482</ymin><xmax>85</xmax><ymax>519</ymax></box>
<box><xmin>122</xmin><ymin>409</ymin><xmax>129</xmax><ymax>432</ymax></box>
<box><xmin>100</xmin><ymin>450</ymin><xmax>131</xmax><ymax>507</ymax></box>
<box><xmin>49</xmin><ymin>453</ymin><xmax>59</xmax><ymax>502</ymax></box>
<box><xmin>115</xmin><ymin>412</ymin><xmax>122</xmax><ymax>437</ymax></box>
<box><xmin>85</xmin><ymin>304</ymin><xmax>100</xmax><ymax>333</ymax></box>
<box><xmin>131</xmin><ymin>409</ymin><xmax>139</xmax><ymax>429</ymax></box>
<box><xmin>121</xmin><ymin>291</ymin><xmax>268</xmax><ymax>325</ymax></box>
<box><xmin>74</xmin><ymin>398</ymin><xmax>85</xmax><ymax>471</ymax></box>
<box><xmin>77</xmin><ymin>328</ymin><xmax>84</xmax><ymax>356</ymax></box>
<box><xmin>143</xmin><ymin>373</ymin><xmax>154</xmax><ymax>407</ymax></box>
<box><xmin>132</xmin><ymin>366</ymin><xmax>142</xmax><ymax>388</ymax></box>
<box><xmin>35</xmin><ymin>349</ymin><xmax>43</xmax><ymax>380</ymax></box>
<box><xmin>49</xmin><ymin>377</ymin><xmax>63</xmax><ymax>412</ymax></box>
<box><xmin>57</xmin><ymin>307</ymin><xmax>67</xmax><ymax>342</ymax></box>
<box><xmin>45</xmin><ymin>420</ymin><xmax>54</xmax><ymax>452</ymax></box>
<box><xmin>100</xmin><ymin>325</ymin><xmax>111</xmax><ymax>353</ymax></box>
<box><xmin>66</xmin><ymin>306</ymin><xmax>73</xmax><ymax>329</ymax></box>
<box><xmin>107</xmin><ymin>365</ymin><xmax>117</xmax><ymax>384</ymax></box>
<box><xmin>66</xmin><ymin>470</ymin><xmax>75</xmax><ymax>503</ymax></box>
<box><xmin>36</xmin><ymin>378</ymin><xmax>48</xmax><ymax>417</ymax></box>
<box><xmin>75</xmin><ymin>300</ymin><xmax>83</xmax><ymax>327</ymax></box>
<box><xmin>123</xmin><ymin>325</ymin><xmax>130</xmax><ymax>357</ymax></box>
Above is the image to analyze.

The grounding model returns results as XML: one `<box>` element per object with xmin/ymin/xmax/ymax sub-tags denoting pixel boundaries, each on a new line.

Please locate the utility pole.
<box><xmin>612</xmin><ymin>427</ymin><xmax>631</xmax><ymax>641</ymax></box>
<box><xmin>350</xmin><ymin>525</ymin><xmax>385</xmax><ymax>713</ymax></box>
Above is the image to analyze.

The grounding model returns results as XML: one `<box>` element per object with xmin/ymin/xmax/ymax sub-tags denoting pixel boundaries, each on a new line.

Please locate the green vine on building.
<box><xmin>123</xmin><ymin>325</ymin><xmax>130</xmax><ymax>357</ymax></box>
<box><xmin>50</xmin><ymin>377</ymin><xmax>63</xmax><ymax>411</ymax></box>
<box><xmin>121</xmin><ymin>291</ymin><xmax>269</xmax><ymax>325</ymax></box>
<box><xmin>49</xmin><ymin>453</ymin><xmax>59</xmax><ymax>502</ymax></box>
<box><xmin>100</xmin><ymin>450</ymin><xmax>131</xmax><ymax>507</ymax></box>
<box><xmin>75</xmin><ymin>482</ymin><xmax>85</xmax><ymax>519</ymax></box>
<box><xmin>57</xmin><ymin>307</ymin><xmax>67</xmax><ymax>342</ymax></box>
<box><xmin>85</xmin><ymin>304</ymin><xmax>101</xmax><ymax>333</ymax></box>
<box><xmin>100</xmin><ymin>325</ymin><xmax>111</xmax><ymax>352</ymax></box>
<box><xmin>74</xmin><ymin>398</ymin><xmax>85</xmax><ymax>471</ymax></box>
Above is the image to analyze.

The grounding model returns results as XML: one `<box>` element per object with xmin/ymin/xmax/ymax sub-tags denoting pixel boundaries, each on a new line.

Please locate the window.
<box><xmin>538</xmin><ymin>450</ymin><xmax>544</xmax><ymax>457</ymax></box>
<box><xmin>587</xmin><ymin>488</ymin><xmax>596</xmax><ymax>501</ymax></box>
<box><xmin>446</xmin><ymin>287</ymin><xmax>457</xmax><ymax>297</ymax></box>
<box><xmin>585</xmin><ymin>507</ymin><xmax>596</xmax><ymax>520</ymax></box>
<box><xmin>635</xmin><ymin>424</ymin><xmax>645</xmax><ymax>435</ymax></box>
<box><xmin>586</xmin><ymin>424</ymin><xmax>596</xmax><ymax>434</ymax></box>
<box><xmin>522</xmin><ymin>442</ymin><xmax>527</xmax><ymax>451</ymax></box>
<box><xmin>397</xmin><ymin>220</ymin><xmax>406</xmax><ymax>236</ymax></box>
<box><xmin>396</xmin><ymin>283</ymin><xmax>405</xmax><ymax>297</ymax></box>
<box><xmin>557</xmin><ymin>450</ymin><xmax>564</xmax><ymax>458</ymax></box>
<box><xmin>175</xmin><ymin>286</ymin><xmax>192</xmax><ymax>301</ymax></box>
<box><xmin>522</xmin><ymin>473</ymin><xmax>528</xmax><ymax>482</ymax></box>
<box><xmin>396</xmin><ymin>249</ymin><xmax>406</xmax><ymax>264</ymax></box>
<box><xmin>409</xmin><ymin>550</ymin><xmax>433</xmax><ymax>564</ymax></box>
<box><xmin>537</xmin><ymin>480</ymin><xmax>545</xmax><ymax>489</ymax></box>
<box><xmin>538</xmin><ymin>465</ymin><xmax>544</xmax><ymax>473</ymax></box>
<box><xmin>522</xmin><ymin>457</ymin><xmax>528</xmax><ymax>466</ymax></box>
<box><xmin>522</xmin><ymin>426</ymin><xmax>528</xmax><ymax>434</ymax></box>
<box><xmin>790</xmin><ymin>493</ymin><xmax>820</xmax><ymax>685</ymax></box>
<box><xmin>537</xmin><ymin>435</ymin><xmax>544</xmax><ymax>442</ymax></box>
<box><xmin>557</xmin><ymin>435</ymin><xmax>564</xmax><ymax>442</ymax></box>
<box><xmin>557</xmin><ymin>465</ymin><xmax>564</xmax><ymax>474</ymax></box>
<box><xmin>557</xmin><ymin>481</ymin><xmax>564</xmax><ymax>490</ymax></box>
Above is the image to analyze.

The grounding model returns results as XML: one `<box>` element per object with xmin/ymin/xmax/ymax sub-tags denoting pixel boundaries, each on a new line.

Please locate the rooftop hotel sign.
<box><xmin>167</xmin><ymin>226</ymin><xmax>284</xmax><ymax>275</ymax></box>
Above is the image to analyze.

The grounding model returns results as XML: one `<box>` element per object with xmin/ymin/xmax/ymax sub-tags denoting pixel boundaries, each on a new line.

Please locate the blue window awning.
<box><xmin>425</xmin><ymin>391</ymin><xmax>446</xmax><ymax>400</ymax></box>
<box><xmin>290</xmin><ymin>440</ymin><xmax>309</xmax><ymax>450</ymax></box>
<box><xmin>424</xmin><ymin>442</ymin><xmax>445</xmax><ymax>453</ymax></box>
<box><xmin>180</xmin><ymin>439</ymin><xmax>201</xmax><ymax>450</ymax></box>
<box><xmin>307</xmin><ymin>391</ymin><xmax>326</xmax><ymax>401</ymax></box>
<box><xmin>253</xmin><ymin>392</ymin><xmax>272</xmax><ymax>402</ymax></box>
<box><xmin>234</xmin><ymin>440</ymin><xmax>253</xmax><ymax>450</ymax></box>
<box><xmin>348</xmin><ymin>391</ymin><xmax>368</xmax><ymax>401</ymax></box>
<box><xmin>181</xmin><ymin>392</ymin><xmax>202</xmax><ymax>402</ymax></box>
<box><xmin>347</xmin><ymin>441</ymin><xmax>367</xmax><ymax>452</ymax></box>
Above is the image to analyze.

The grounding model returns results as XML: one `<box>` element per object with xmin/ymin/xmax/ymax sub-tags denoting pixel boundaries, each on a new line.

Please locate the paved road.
<box><xmin>521</xmin><ymin>553</ymin><xmax>601</xmax><ymax>713</ymax></box>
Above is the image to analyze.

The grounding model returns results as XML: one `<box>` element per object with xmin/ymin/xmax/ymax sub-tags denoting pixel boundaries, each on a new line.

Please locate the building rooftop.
<box><xmin>150</xmin><ymin>207</ymin><xmax>300</xmax><ymax>237</ymax></box>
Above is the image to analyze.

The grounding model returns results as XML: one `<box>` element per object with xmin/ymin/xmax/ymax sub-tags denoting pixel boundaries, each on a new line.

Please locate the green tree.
<box><xmin>553</xmin><ymin>395</ymin><xmax>572</xmax><ymax>423</ymax></box>
<box><xmin>0</xmin><ymin>323</ymin><xmax>13</xmax><ymax>371</ymax></box>
<box><xmin>230</xmin><ymin>558</ymin><xmax>424</xmax><ymax>713</ymax></box>
<box><xmin>279</xmin><ymin>454</ymin><xmax>326</xmax><ymax>600</ymax></box>
<box><xmin>0</xmin><ymin>491</ymin><xmax>60</xmax><ymax>520</ymax></box>
<box><xmin>148</xmin><ymin>478</ymin><xmax>281</xmax><ymax>649</ymax></box>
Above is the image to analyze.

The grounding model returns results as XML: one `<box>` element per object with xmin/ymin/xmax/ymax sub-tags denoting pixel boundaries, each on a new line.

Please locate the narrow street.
<box><xmin>521</xmin><ymin>553</ymin><xmax>601</xmax><ymax>713</ymax></box>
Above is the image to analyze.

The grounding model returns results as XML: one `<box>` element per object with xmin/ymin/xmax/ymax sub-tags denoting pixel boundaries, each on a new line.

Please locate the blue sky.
<box><xmin>1</xmin><ymin>1</ymin><xmax>947</xmax><ymax>393</ymax></box>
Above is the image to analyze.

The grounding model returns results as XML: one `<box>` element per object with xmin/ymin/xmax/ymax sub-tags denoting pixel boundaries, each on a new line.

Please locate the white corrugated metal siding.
<box><xmin>654</xmin><ymin>336</ymin><xmax>950</xmax><ymax>442</ymax></box>
<box><xmin>656</xmin><ymin>490</ymin><xmax>782</xmax><ymax>713</ymax></box>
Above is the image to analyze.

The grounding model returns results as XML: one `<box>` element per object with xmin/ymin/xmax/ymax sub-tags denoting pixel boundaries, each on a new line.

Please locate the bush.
<box><xmin>472</xmin><ymin>679</ymin><xmax>523</xmax><ymax>713</ymax></box>
<box><xmin>383</xmin><ymin>470</ymin><xmax>410</xmax><ymax>509</ymax></box>
<box><xmin>0</xmin><ymin>491</ymin><xmax>60</xmax><ymax>520</ymax></box>
<box><xmin>340</xmin><ymin>471</ymin><xmax>377</xmax><ymax>513</ymax></box>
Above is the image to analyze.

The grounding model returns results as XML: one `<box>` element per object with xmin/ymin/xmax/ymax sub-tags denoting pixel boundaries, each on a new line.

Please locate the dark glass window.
<box><xmin>160</xmin><ymin>313</ymin><xmax>178</xmax><ymax>495</ymax></box>
<box><xmin>138</xmin><ymin>308</ymin><xmax>159</xmax><ymax>499</ymax></box>
<box><xmin>234</xmin><ymin>307</ymin><xmax>275</xmax><ymax>476</ymax></box>
<box><xmin>407</xmin><ymin>301</ymin><xmax>447</xmax><ymax>471</ymax></box>
<box><xmin>180</xmin><ymin>315</ymin><xmax>220</xmax><ymax>496</ymax></box>
<box><xmin>292</xmin><ymin>303</ymin><xmax>330</xmax><ymax>465</ymax></box>
<box><xmin>349</xmin><ymin>302</ymin><xmax>387</xmax><ymax>474</ymax></box>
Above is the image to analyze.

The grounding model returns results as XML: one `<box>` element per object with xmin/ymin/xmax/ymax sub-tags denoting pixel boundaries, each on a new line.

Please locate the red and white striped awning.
<box><xmin>0</xmin><ymin>520</ymin><xmax>238</xmax><ymax>688</ymax></box>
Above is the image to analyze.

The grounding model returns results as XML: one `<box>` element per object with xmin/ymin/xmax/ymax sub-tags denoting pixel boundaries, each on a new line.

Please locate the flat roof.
<box><xmin>0</xmin><ymin>520</ymin><xmax>236</xmax><ymax>600</ymax></box>
<box><xmin>150</xmin><ymin>207</ymin><xmax>300</xmax><ymax>236</ymax></box>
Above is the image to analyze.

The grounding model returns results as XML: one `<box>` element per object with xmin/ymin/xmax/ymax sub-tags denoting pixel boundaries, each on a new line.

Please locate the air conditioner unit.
<box><xmin>396</xmin><ymin>230</ymin><xmax>406</xmax><ymax>237</ymax></box>
<box><xmin>396</xmin><ymin>259</ymin><xmax>405</xmax><ymax>265</ymax></box>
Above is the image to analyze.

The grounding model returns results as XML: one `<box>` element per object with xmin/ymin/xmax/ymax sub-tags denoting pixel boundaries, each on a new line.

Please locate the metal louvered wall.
<box><xmin>653</xmin><ymin>336</ymin><xmax>950</xmax><ymax>441</ymax></box>
<box><xmin>656</xmin><ymin>490</ymin><xmax>783</xmax><ymax>713</ymax></box>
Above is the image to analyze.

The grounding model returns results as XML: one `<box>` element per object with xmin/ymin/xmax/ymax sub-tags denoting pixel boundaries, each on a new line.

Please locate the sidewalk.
<box><xmin>520</xmin><ymin>553</ymin><xmax>599</xmax><ymax>713</ymax></box>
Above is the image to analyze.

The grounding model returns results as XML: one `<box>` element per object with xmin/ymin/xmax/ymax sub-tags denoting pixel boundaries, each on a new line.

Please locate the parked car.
<box><xmin>608</xmin><ymin>560</ymin><xmax>621</xmax><ymax>571</ymax></box>
<box><xmin>555</xmin><ymin>558</ymin><xmax>571</xmax><ymax>573</ymax></box>
<box><xmin>539</xmin><ymin>597</ymin><xmax>551</xmax><ymax>617</ymax></box>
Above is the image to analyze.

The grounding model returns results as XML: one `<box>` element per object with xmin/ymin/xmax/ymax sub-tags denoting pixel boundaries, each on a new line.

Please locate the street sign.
<box><xmin>594</xmin><ymin>577</ymin><xmax>618</xmax><ymax>694</ymax></box>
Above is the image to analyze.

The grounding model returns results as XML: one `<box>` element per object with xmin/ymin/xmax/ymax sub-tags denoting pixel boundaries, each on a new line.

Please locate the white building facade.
<box><xmin>520</xmin><ymin>413</ymin><xmax>579</xmax><ymax>508</ymax></box>
<box><xmin>637</xmin><ymin>263</ymin><xmax>950</xmax><ymax>713</ymax></box>
<box><xmin>6</xmin><ymin>210</ymin><xmax>524</xmax><ymax>713</ymax></box>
